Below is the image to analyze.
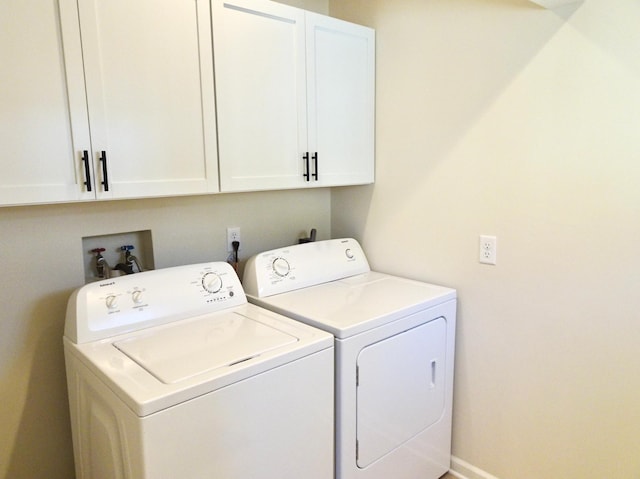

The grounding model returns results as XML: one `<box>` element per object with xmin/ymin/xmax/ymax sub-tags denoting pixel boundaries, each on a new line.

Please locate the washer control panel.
<box><xmin>243</xmin><ymin>238</ymin><xmax>371</xmax><ymax>298</ymax></box>
<box><xmin>66</xmin><ymin>262</ymin><xmax>245</xmax><ymax>343</ymax></box>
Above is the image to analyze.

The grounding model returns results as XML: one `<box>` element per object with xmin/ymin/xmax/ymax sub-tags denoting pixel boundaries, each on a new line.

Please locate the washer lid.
<box><xmin>114</xmin><ymin>312</ymin><xmax>298</xmax><ymax>384</ymax></box>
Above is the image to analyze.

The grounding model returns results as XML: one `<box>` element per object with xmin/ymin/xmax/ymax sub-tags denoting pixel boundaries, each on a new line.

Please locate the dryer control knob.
<box><xmin>345</xmin><ymin>248</ymin><xmax>355</xmax><ymax>259</ymax></box>
<box><xmin>272</xmin><ymin>257</ymin><xmax>290</xmax><ymax>277</ymax></box>
<box><xmin>202</xmin><ymin>272</ymin><xmax>223</xmax><ymax>294</ymax></box>
<box><xmin>105</xmin><ymin>294</ymin><xmax>118</xmax><ymax>309</ymax></box>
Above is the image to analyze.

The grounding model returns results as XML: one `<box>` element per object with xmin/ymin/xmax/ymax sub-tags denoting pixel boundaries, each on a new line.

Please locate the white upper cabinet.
<box><xmin>75</xmin><ymin>0</ymin><xmax>218</xmax><ymax>200</ymax></box>
<box><xmin>1</xmin><ymin>0</ymin><xmax>218</xmax><ymax>207</ymax></box>
<box><xmin>0</xmin><ymin>0</ymin><xmax>92</xmax><ymax>205</ymax></box>
<box><xmin>213</xmin><ymin>0</ymin><xmax>375</xmax><ymax>192</ymax></box>
<box><xmin>213</xmin><ymin>0</ymin><xmax>307</xmax><ymax>192</ymax></box>
<box><xmin>306</xmin><ymin>13</ymin><xmax>375</xmax><ymax>188</ymax></box>
<box><xmin>2</xmin><ymin>0</ymin><xmax>373</xmax><ymax>206</ymax></box>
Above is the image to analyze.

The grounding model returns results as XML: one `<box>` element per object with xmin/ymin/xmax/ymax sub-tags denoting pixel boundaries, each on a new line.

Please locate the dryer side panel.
<box><xmin>356</xmin><ymin>317</ymin><xmax>447</xmax><ymax>468</ymax></box>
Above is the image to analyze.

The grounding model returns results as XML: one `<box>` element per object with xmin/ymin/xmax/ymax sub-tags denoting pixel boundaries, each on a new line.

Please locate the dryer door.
<box><xmin>356</xmin><ymin>316</ymin><xmax>447</xmax><ymax>468</ymax></box>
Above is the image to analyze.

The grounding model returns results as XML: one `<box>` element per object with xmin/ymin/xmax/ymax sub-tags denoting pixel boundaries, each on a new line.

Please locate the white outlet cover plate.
<box><xmin>479</xmin><ymin>235</ymin><xmax>497</xmax><ymax>265</ymax></box>
<box><xmin>227</xmin><ymin>227</ymin><xmax>241</xmax><ymax>252</ymax></box>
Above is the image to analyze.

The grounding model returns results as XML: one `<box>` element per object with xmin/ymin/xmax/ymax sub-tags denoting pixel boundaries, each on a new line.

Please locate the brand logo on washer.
<box><xmin>99</xmin><ymin>282</ymin><xmax>115</xmax><ymax>287</ymax></box>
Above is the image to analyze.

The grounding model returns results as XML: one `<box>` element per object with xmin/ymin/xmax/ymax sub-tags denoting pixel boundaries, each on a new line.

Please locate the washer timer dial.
<box><xmin>201</xmin><ymin>272</ymin><xmax>223</xmax><ymax>293</ymax></box>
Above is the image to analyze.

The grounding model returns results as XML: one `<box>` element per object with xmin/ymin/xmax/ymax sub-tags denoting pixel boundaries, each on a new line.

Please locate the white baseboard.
<box><xmin>449</xmin><ymin>456</ymin><xmax>502</xmax><ymax>479</ymax></box>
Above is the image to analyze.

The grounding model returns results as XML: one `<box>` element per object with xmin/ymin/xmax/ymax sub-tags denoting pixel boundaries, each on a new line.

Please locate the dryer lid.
<box><xmin>114</xmin><ymin>312</ymin><xmax>298</xmax><ymax>384</ymax></box>
<box><xmin>252</xmin><ymin>272</ymin><xmax>455</xmax><ymax>338</ymax></box>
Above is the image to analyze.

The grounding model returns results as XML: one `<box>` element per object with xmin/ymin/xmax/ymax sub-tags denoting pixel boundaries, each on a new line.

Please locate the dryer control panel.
<box><xmin>243</xmin><ymin>238</ymin><xmax>370</xmax><ymax>298</ymax></box>
<box><xmin>65</xmin><ymin>262</ymin><xmax>246</xmax><ymax>343</ymax></box>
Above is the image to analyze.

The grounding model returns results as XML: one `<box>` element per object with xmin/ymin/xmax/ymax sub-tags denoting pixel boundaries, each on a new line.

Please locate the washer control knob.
<box><xmin>131</xmin><ymin>290</ymin><xmax>144</xmax><ymax>304</ymax></box>
<box><xmin>272</xmin><ymin>257</ymin><xmax>290</xmax><ymax>277</ymax></box>
<box><xmin>345</xmin><ymin>248</ymin><xmax>354</xmax><ymax>259</ymax></box>
<box><xmin>202</xmin><ymin>272</ymin><xmax>223</xmax><ymax>293</ymax></box>
<box><xmin>105</xmin><ymin>294</ymin><xmax>118</xmax><ymax>309</ymax></box>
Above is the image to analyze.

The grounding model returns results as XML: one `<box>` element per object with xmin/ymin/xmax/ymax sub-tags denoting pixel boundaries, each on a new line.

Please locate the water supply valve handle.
<box><xmin>119</xmin><ymin>245</ymin><xmax>142</xmax><ymax>273</ymax></box>
<box><xmin>91</xmin><ymin>247</ymin><xmax>110</xmax><ymax>279</ymax></box>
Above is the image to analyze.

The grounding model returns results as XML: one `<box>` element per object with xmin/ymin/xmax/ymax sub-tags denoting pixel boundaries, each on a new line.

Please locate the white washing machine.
<box><xmin>243</xmin><ymin>238</ymin><xmax>457</xmax><ymax>479</ymax></box>
<box><xmin>64</xmin><ymin>262</ymin><xmax>334</xmax><ymax>479</ymax></box>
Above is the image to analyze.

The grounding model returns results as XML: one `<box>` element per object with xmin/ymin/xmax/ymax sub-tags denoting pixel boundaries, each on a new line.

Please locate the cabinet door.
<box><xmin>0</xmin><ymin>0</ymin><xmax>93</xmax><ymax>206</ymax></box>
<box><xmin>306</xmin><ymin>13</ymin><xmax>375</xmax><ymax>187</ymax></box>
<box><xmin>213</xmin><ymin>0</ymin><xmax>308</xmax><ymax>192</ymax></box>
<box><xmin>76</xmin><ymin>0</ymin><xmax>218</xmax><ymax>199</ymax></box>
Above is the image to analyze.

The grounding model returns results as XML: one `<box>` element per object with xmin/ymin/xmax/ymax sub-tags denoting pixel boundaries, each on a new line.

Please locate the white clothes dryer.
<box><xmin>243</xmin><ymin>239</ymin><xmax>457</xmax><ymax>479</ymax></box>
<box><xmin>64</xmin><ymin>262</ymin><xmax>334</xmax><ymax>479</ymax></box>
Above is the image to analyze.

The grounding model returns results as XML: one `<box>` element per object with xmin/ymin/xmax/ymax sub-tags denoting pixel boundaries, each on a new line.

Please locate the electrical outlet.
<box><xmin>227</xmin><ymin>227</ymin><xmax>241</xmax><ymax>252</ymax></box>
<box><xmin>479</xmin><ymin>235</ymin><xmax>497</xmax><ymax>265</ymax></box>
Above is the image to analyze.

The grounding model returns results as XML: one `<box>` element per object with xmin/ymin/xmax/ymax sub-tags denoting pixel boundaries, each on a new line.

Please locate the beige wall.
<box><xmin>275</xmin><ymin>0</ymin><xmax>327</xmax><ymax>14</ymax></box>
<box><xmin>330</xmin><ymin>0</ymin><xmax>640</xmax><ymax>478</ymax></box>
<box><xmin>0</xmin><ymin>1</ymin><xmax>330</xmax><ymax>478</ymax></box>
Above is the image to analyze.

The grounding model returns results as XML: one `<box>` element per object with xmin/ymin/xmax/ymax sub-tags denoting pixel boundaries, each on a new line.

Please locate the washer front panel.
<box><xmin>65</xmin><ymin>334</ymin><xmax>335</xmax><ymax>479</ymax></box>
